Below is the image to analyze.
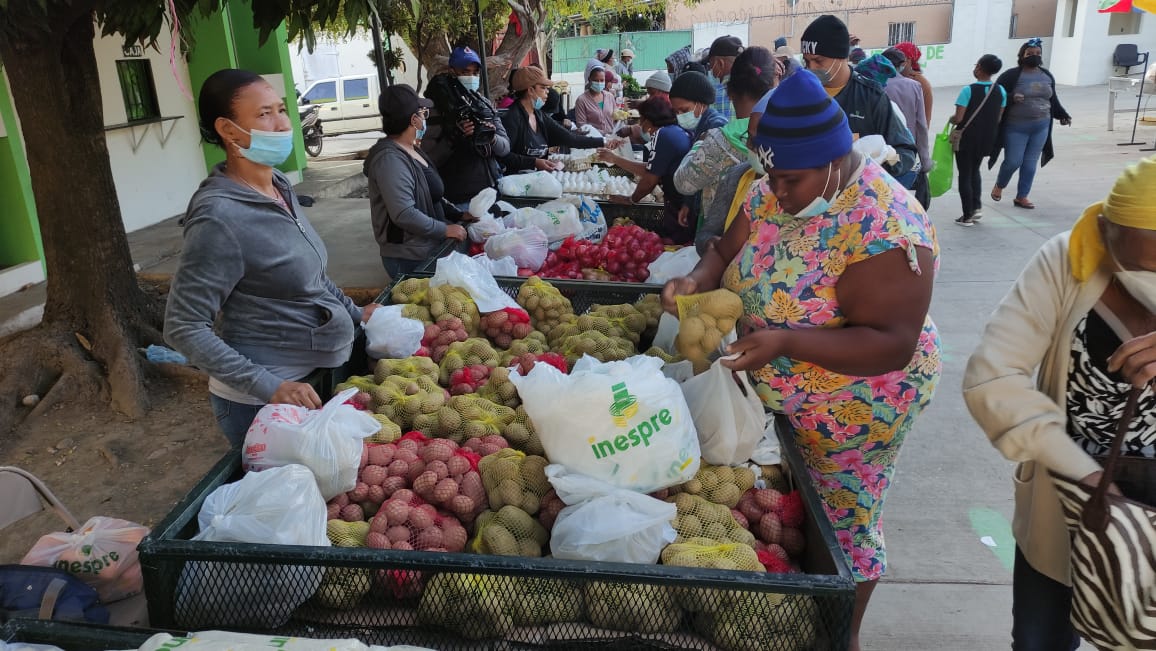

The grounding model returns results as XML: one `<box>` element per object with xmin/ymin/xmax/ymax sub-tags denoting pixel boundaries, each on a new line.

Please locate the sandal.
<box><xmin>990</xmin><ymin>186</ymin><xmax>1003</xmax><ymax>202</ymax></box>
<box><xmin>1013</xmin><ymin>198</ymin><xmax>1035</xmax><ymax>209</ymax></box>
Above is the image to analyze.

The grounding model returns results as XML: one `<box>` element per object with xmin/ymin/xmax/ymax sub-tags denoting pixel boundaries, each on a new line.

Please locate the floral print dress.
<box><xmin>722</xmin><ymin>159</ymin><xmax>942</xmax><ymax>582</ymax></box>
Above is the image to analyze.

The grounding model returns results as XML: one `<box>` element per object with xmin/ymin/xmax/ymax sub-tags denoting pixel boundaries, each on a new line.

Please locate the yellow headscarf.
<box><xmin>1069</xmin><ymin>155</ymin><xmax>1156</xmax><ymax>281</ymax></box>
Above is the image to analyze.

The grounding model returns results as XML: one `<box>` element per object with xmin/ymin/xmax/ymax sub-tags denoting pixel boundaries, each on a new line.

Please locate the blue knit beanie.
<box><xmin>752</xmin><ymin>69</ymin><xmax>852</xmax><ymax>170</ymax></box>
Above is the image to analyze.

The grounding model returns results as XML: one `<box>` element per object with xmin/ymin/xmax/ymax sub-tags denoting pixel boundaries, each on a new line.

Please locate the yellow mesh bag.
<box><xmin>391</xmin><ymin>277</ymin><xmax>431</xmax><ymax>305</ymax></box>
<box><xmin>498</xmin><ymin>333</ymin><xmax>550</xmax><ymax>365</ymax></box>
<box><xmin>476</xmin><ymin>366</ymin><xmax>520</xmax><ymax>409</ymax></box>
<box><xmin>691</xmin><ymin>592</ymin><xmax>818</xmax><ymax>651</ymax></box>
<box><xmin>412</xmin><ymin>395</ymin><xmax>516</xmax><ymax>443</ymax></box>
<box><xmin>478</xmin><ymin>448</ymin><xmax>550</xmax><ymax>515</ymax></box>
<box><xmin>516</xmin><ymin>277</ymin><xmax>574</xmax><ymax>336</ymax></box>
<box><xmin>429</xmin><ymin>285</ymin><xmax>480</xmax><ymax>335</ymax></box>
<box><xmin>470</xmin><ymin>505</ymin><xmax>549</xmax><ymax>557</ymax></box>
<box><xmin>368</xmin><ymin>414</ymin><xmax>402</xmax><ymax>443</ymax></box>
<box><xmin>587</xmin><ymin>304</ymin><xmax>648</xmax><ymax>344</ymax></box>
<box><xmin>438</xmin><ymin>338</ymin><xmax>501</xmax><ymax>386</ymax></box>
<box><xmin>661</xmin><ymin>538</ymin><xmax>764</xmax><ymax>572</ymax></box>
<box><xmin>373</xmin><ymin>356</ymin><xmax>440</xmax><ymax>384</ymax></box>
<box><xmin>504</xmin><ymin>406</ymin><xmax>545</xmax><ymax>456</ymax></box>
<box><xmin>675</xmin><ymin>289</ymin><xmax>744</xmax><ymax>373</ymax></box>
<box><xmin>371</xmin><ymin>375</ymin><xmax>447</xmax><ymax>431</ymax></box>
<box><xmin>668</xmin><ymin>493</ymin><xmax>756</xmax><ymax>547</ymax></box>
<box><xmin>584</xmin><ymin>581</ymin><xmax>683</xmax><ymax>634</ymax></box>
<box><xmin>553</xmin><ymin>331</ymin><xmax>636</xmax><ymax>367</ymax></box>
<box><xmin>668</xmin><ymin>463</ymin><xmax>757</xmax><ymax>508</ymax></box>
<box><xmin>644</xmin><ymin>346</ymin><xmax>685</xmax><ymax>365</ymax></box>
<box><xmin>632</xmin><ymin>294</ymin><xmax>664</xmax><ymax>341</ymax></box>
<box><xmin>400</xmin><ymin>303</ymin><xmax>432</xmax><ymax>323</ymax></box>
<box><xmin>418</xmin><ymin>573</ymin><xmax>515</xmax><ymax>640</ymax></box>
<box><xmin>313</xmin><ymin>567</ymin><xmax>372</xmax><ymax>610</ymax></box>
<box><xmin>509</xmin><ymin>577</ymin><xmax>583</xmax><ymax>625</ymax></box>
<box><xmin>326</xmin><ymin>520</ymin><xmax>370</xmax><ymax>547</ymax></box>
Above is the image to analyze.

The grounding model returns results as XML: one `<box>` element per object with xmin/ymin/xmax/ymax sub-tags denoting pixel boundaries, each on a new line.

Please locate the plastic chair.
<box><xmin>0</xmin><ymin>466</ymin><xmax>82</xmax><ymax>533</ymax></box>
<box><xmin>1114</xmin><ymin>44</ymin><xmax>1144</xmax><ymax>75</ymax></box>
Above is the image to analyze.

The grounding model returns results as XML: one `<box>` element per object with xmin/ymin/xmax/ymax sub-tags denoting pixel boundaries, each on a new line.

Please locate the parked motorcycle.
<box><xmin>299</xmin><ymin>103</ymin><xmax>323</xmax><ymax>157</ymax></box>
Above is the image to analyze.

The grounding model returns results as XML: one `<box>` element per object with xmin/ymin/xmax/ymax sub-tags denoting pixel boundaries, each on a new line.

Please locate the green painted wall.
<box><xmin>554</xmin><ymin>31</ymin><xmax>693</xmax><ymax>75</ymax></box>
<box><xmin>0</xmin><ymin>66</ymin><xmax>44</xmax><ymax>268</ymax></box>
<box><xmin>187</xmin><ymin>3</ymin><xmax>305</xmax><ymax>174</ymax></box>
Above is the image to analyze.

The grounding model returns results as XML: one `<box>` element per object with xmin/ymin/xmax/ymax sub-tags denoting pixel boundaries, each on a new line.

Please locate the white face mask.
<box><xmin>1110</xmin><ymin>245</ymin><xmax>1156</xmax><ymax>314</ymax></box>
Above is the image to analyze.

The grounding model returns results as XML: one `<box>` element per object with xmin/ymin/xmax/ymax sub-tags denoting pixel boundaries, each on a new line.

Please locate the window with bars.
<box><xmin>115</xmin><ymin>60</ymin><xmax>160</xmax><ymax>122</ymax></box>
<box><xmin>888</xmin><ymin>22</ymin><xmax>916</xmax><ymax>46</ymax></box>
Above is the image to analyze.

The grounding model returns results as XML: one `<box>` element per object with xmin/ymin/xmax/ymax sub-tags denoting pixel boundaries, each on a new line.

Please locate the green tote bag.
<box><xmin>928</xmin><ymin>121</ymin><xmax>955</xmax><ymax>198</ymax></box>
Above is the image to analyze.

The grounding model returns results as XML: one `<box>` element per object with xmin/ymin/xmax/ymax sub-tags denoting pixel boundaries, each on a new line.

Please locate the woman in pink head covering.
<box><xmin>895</xmin><ymin>42</ymin><xmax>933</xmax><ymax>122</ymax></box>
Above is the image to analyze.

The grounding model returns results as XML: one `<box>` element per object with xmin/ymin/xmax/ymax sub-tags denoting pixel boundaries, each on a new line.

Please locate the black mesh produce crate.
<box><xmin>0</xmin><ymin>619</ymin><xmax>170</xmax><ymax>651</ymax></box>
<box><xmin>138</xmin><ymin>413</ymin><xmax>853</xmax><ymax>650</ymax></box>
<box><xmin>500</xmin><ymin>196</ymin><xmax>666</xmax><ymax>235</ymax></box>
<box><xmin>377</xmin><ymin>274</ymin><xmax>662</xmax><ymax>315</ymax></box>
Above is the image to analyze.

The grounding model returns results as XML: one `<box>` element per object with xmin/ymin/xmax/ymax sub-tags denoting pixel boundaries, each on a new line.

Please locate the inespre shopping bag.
<box><xmin>929</xmin><ymin>121</ymin><xmax>955</xmax><ymax>198</ymax></box>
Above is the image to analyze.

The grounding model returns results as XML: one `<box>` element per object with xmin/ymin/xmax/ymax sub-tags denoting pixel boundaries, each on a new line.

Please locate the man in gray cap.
<box><xmin>706</xmin><ymin>35</ymin><xmax>743</xmax><ymax>120</ymax></box>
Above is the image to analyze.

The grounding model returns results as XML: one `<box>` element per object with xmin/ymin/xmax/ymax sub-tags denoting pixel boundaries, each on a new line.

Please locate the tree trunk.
<box><xmin>0</xmin><ymin>11</ymin><xmax>159</xmax><ymax>421</ymax></box>
<box><xmin>484</xmin><ymin>5</ymin><xmax>539</xmax><ymax>99</ymax></box>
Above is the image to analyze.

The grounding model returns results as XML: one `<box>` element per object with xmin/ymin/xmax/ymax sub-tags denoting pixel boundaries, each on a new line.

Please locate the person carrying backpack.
<box><xmin>951</xmin><ymin>55</ymin><xmax>1007</xmax><ymax>227</ymax></box>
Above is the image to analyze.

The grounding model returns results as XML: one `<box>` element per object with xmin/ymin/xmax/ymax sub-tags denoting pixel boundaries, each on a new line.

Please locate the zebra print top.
<box><xmin>1066</xmin><ymin>308</ymin><xmax>1156</xmax><ymax>457</ymax></box>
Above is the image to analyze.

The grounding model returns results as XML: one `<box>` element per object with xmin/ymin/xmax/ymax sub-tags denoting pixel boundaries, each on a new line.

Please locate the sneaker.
<box><xmin>970</xmin><ymin>209</ymin><xmax>983</xmax><ymax>222</ymax></box>
<box><xmin>955</xmin><ymin>215</ymin><xmax>976</xmax><ymax>227</ymax></box>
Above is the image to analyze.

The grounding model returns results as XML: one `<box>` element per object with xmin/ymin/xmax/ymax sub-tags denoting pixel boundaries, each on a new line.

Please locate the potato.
<box><xmin>387</xmin><ymin>526</ymin><xmax>412</xmax><ymax>543</ymax></box>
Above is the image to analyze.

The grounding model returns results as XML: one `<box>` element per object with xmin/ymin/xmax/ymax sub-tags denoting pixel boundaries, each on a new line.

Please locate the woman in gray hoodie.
<box><xmin>165</xmin><ymin>69</ymin><xmax>376</xmax><ymax>445</ymax></box>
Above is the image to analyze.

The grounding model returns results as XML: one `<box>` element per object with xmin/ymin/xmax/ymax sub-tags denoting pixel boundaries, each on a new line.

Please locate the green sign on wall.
<box><xmin>554</xmin><ymin>30</ymin><xmax>692</xmax><ymax>74</ymax></box>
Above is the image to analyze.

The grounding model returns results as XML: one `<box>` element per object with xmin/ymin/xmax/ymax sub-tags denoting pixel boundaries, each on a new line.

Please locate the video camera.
<box><xmin>428</xmin><ymin>74</ymin><xmax>497</xmax><ymax>149</ymax></box>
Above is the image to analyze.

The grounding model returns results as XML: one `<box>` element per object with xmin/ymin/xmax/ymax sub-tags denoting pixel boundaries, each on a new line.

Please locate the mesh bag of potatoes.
<box><xmin>412</xmin><ymin>395</ymin><xmax>516</xmax><ymax>443</ymax></box>
<box><xmin>668</xmin><ymin>493</ymin><xmax>756</xmax><ymax>546</ymax></box>
<box><xmin>438</xmin><ymin>338</ymin><xmax>501</xmax><ymax>386</ymax></box>
<box><xmin>503</xmin><ymin>405</ymin><xmax>545</xmax><ymax>456</ymax></box>
<box><xmin>475</xmin><ymin>366</ymin><xmax>520</xmax><ymax>409</ymax></box>
<box><xmin>480</xmin><ymin>308</ymin><xmax>534</xmax><ymax>349</ymax></box>
<box><xmin>429</xmin><ymin>284</ymin><xmax>481</xmax><ymax>335</ymax></box>
<box><xmin>691</xmin><ymin>591</ymin><xmax>819</xmax><ymax>651</ymax></box>
<box><xmin>584</xmin><ymin>581</ymin><xmax>684</xmax><ymax>634</ymax></box>
<box><xmin>372</xmin><ymin>356</ymin><xmax>439</xmax><ymax>384</ymax></box>
<box><xmin>312</xmin><ymin>566</ymin><xmax>372</xmax><ymax>610</ymax></box>
<box><xmin>633</xmin><ymin>294</ymin><xmax>664</xmax><ymax>342</ymax></box>
<box><xmin>470</xmin><ymin>505</ymin><xmax>550</xmax><ymax>557</ymax></box>
<box><xmin>661</xmin><ymin>537</ymin><xmax>765</xmax><ymax>615</ymax></box>
<box><xmin>508</xmin><ymin>577</ymin><xmax>584</xmax><ymax>626</ymax></box>
<box><xmin>498</xmin><ymin>332</ymin><xmax>550</xmax><ymax>365</ymax></box>
<box><xmin>418</xmin><ymin>572</ymin><xmax>515</xmax><ymax>640</ymax></box>
<box><xmin>370</xmin><ymin>375</ymin><xmax>447</xmax><ymax>431</ymax></box>
<box><xmin>400</xmin><ymin>303</ymin><xmax>431</xmax><ymax>323</ymax></box>
<box><xmin>478</xmin><ymin>448</ymin><xmax>550</xmax><ymax>514</ymax></box>
<box><xmin>675</xmin><ymin>289</ymin><xmax>744</xmax><ymax>373</ymax></box>
<box><xmin>553</xmin><ymin>330</ymin><xmax>636</xmax><ymax>367</ymax></box>
<box><xmin>586</xmin><ymin>304</ymin><xmax>649</xmax><ymax>344</ymax></box>
<box><xmin>667</xmin><ymin>463</ymin><xmax>757</xmax><ymax>508</ymax></box>
<box><xmin>390</xmin><ymin>277</ymin><xmax>430</xmax><ymax>305</ymax></box>
<box><xmin>516</xmin><ymin>276</ymin><xmax>574</xmax><ymax>337</ymax></box>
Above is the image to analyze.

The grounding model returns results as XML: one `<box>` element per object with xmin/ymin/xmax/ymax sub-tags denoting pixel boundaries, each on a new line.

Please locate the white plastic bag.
<box><xmin>484</xmin><ymin>226</ymin><xmax>549</xmax><ymax>271</ymax></box>
<box><xmin>472</xmin><ymin>253</ymin><xmax>518</xmax><ymax>277</ymax></box>
<box><xmin>138</xmin><ymin>632</ymin><xmax>436</xmax><ymax>651</ymax></box>
<box><xmin>852</xmin><ymin>134</ymin><xmax>898</xmax><ymax>166</ymax></box>
<box><xmin>680</xmin><ymin>360</ymin><xmax>767</xmax><ymax>466</ymax></box>
<box><xmin>242</xmin><ymin>389</ymin><xmax>380</xmax><ymax>500</ymax></box>
<box><xmin>651</xmin><ymin>312</ymin><xmax>679</xmax><ymax>354</ymax></box>
<box><xmin>430</xmin><ymin>251</ymin><xmax>522</xmax><ymax>313</ymax></box>
<box><xmin>510</xmin><ymin>355</ymin><xmax>700</xmax><ymax>492</ymax></box>
<box><xmin>519</xmin><ymin>201</ymin><xmax>583</xmax><ymax>242</ymax></box>
<box><xmin>545</xmin><ymin>465</ymin><xmax>677</xmax><ymax>564</ymax></box>
<box><xmin>364</xmin><ymin>305</ymin><xmax>424</xmax><ymax>359</ymax></box>
<box><xmin>468</xmin><ymin>187</ymin><xmax>497</xmax><ymax>220</ymax></box>
<box><xmin>175</xmin><ymin>464</ymin><xmax>328</xmax><ymax>629</ymax></box>
<box><xmin>498</xmin><ymin>171</ymin><xmax>563</xmax><ymax>198</ymax></box>
<box><xmin>20</xmin><ymin>516</ymin><xmax>150</xmax><ymax>602</ymax></box>
<box><xmin>576</xmin><ymin>124</ymin><xmax>605</xmax><ymax>141</ymax></box>
<box><xmin>577</xmin><ymin>196</ymin><xmax>607</xmax><ymax>243</ymax></box>
<box><xmin>646</xmin><ymin>248</ymin><xmax>701</xmax><ymax>285</ymax></box>
<box><xmin>467</xmin><ymin>215</ymin><xmax>506</xmax><ymax>243</ymax></box>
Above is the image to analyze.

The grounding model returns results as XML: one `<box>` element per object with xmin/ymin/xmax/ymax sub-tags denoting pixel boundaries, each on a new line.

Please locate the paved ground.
<box><xmin>3</xmin><ymin>81</ymin><xmax>1155</xmax><ymax>648</ymax></box>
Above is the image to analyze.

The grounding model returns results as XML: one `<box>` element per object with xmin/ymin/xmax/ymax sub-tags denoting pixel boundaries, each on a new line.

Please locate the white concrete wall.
<box><xmin>93</xmin><ymin>32</ymin><xmax>206</xmax><ymax>233</ymax></box>
<box><xmin>1050</xmin><ymin>3</ymin><xmax>1156</xmax><ymax>86</ymax></box>
<box><xmin>288</xmin><ymin>32</ymin><xmax>420</xmax><ymax>93</ymax></box>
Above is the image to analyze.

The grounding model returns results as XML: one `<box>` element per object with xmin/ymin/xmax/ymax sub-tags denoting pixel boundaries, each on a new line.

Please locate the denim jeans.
<box><xmin>996</xmin><ymin>119</ymin><xmax>1050</xmax><ymax>199</ymax></box>
<box><xmin>209</xmin><ymin>394</ymin><xmax>264</xmax><ymax>448</ymax></box>
<box><xmin>381</xmin><ymin>256</ymin><xmax>422</xmax><ymax>281</ymax></box>
<box><xmin>1011</xmin><ymin>546</ymin><xmax>1081</xmax><ymax>651</ymax></box>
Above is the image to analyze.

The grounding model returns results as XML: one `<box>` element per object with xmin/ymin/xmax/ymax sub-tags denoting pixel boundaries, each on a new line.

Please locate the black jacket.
<box><xmin>955</xmin><ymin>82</ymin><xmax>1004</xmax><ymax>155</ymax></box>
<box><xmin>421</xmin><ymin>73</ymin><xmax>511</xmax><ymax>204</ymax></box>
<box><xmin>500</xmin><ymin>101</ymin><xmax>605</xmax><ymax>173</ymax></box>
<box><xmin>987</xmin><ymin>66</ymin><xmax>1070</xmax><ymax>169</ymax></box>
<box><xmin>833</xmin><ymin>72</ymin><xmax>918</xmax><ymax>178</ymax></box>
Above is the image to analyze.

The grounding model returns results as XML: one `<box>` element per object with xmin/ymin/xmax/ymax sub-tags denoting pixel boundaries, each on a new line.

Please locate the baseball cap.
<box><xmin>378</xmin><ymin>84</ymin><xmax>433</xmax><ymax>120</ymax></box>
<box><xmin>707</xmin><ymin>36</ymin><xmax>744</xmax><ymax>59</ymax></box>
<box><xmin>621</xmin><ymin>48</ymin><xmax>635</xmax><ymax>59</ymax></box>
<box><xmin>449</xmin><ymin>47</ymin><xmax>482</xmax><ymax>69</ymax></box>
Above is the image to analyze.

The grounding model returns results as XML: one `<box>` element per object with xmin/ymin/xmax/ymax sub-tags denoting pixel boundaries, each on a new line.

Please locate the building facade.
<box><xmin>0</xmin><ymin>5</ymin><xmax>307</xmax><ymax>297</ymax></box>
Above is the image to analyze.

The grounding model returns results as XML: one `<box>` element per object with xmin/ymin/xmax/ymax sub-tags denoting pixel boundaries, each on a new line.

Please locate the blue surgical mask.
<box><xmin>590</xmin><ymin>82</ymin><xmax>605</xmax><ymax>92</ymax></box>
<box><xmin>458</xmin><ymin>75</ymin><xmax>481</xmax><ymax>92</ymax></box>
<box><xmin>793</xmin><ymin>163</ymin><xmax>839</xmax><ymax>219</ymax></box>
<box><xmin>231</xmin><ymin>121</ymin><xmax>294</xmax><ymax>167</ymax></box>
<box><xmin>747</xmin><ymin>147</ymin><xmax>766</xmax><ymax>175</ymax></box>
<box><xmin>641</xmin><ymin>130</ymin><xmax>652</xmax><ymax>143</ymax></box>
<box><xmin>532</xmin><ymin>97</ymin><xmax>545</xmax><ymax>110</ymax></box>
<box><xmin>676</xmin><ymin>109</ymin><xmax>701</xmax><ymax>130</ymax></box>
<box><xmin>416</xmin><ymin>118</ymin><xmax>427</xmax><ymax>140</ymax></box>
